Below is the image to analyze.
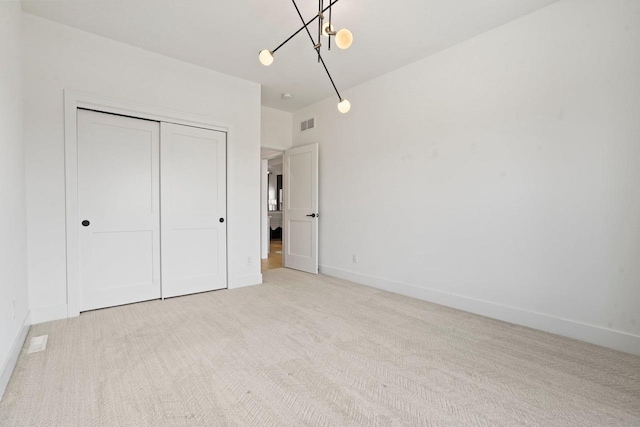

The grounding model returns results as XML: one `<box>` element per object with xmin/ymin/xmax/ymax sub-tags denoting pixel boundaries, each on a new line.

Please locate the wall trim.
<box><xmin>0</xmin><ymin>311</ymin><xmax>30</xmax><ymax>402</ymax></box>
<box><xmin>64</xmin><ymin>90</ymin><xmax>235</xmax><ymax>318</ymax></box>
<box><xmin>30</xmin><ymin>304</ymin><xmax>68</xmax><ymax>325</ymax></box>
<box><xmin>261</xmin><ymin>159</ymin><xmax>269</xmax><ymax>260</ymax></box>
<box><xmin>229</xmin><ymin>273</ymin><xmax>263</xmax><ymax>289</ymax></box>
<box><xmin>320</xmin><ymin>265</ymin><xmax>640</xmax><ymax>356</ymax></box>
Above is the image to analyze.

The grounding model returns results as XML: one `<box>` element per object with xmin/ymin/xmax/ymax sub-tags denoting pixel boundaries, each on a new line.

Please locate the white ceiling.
<box><xmin>268</xmin><ymin>156</ymin><xmax>284</xmax><ymax>167</ymax></box>
<box><xmin>261</xmin><ymin>148</ymin><xmax>284</xmax><ymax>160</ymax></box>
<box><xmin>21</xmin><ymin>0</ymin><xmax>557</xmax><ymax>112</ymax></box>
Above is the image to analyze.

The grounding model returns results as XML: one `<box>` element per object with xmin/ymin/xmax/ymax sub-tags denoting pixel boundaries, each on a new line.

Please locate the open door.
<box><xmin>283</xmin><ymin>143</ymin><xmax>319</xmax><ymax>274</ymax></box>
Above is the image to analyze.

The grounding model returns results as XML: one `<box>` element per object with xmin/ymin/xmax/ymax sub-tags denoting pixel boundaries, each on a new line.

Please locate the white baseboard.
<box><xmin>0</xmin><ymin>311</ymin><xmax>30</xmax><ymax>401</ymax></box>
<box><xmin>30</xmin><ymin>304</ymin><xmax>68</xmax><ymax>324</ymax></box>
<box><xmin>228</xmin><ymin>273</ymin><xmax>263</xmax><ymax>289</ymax></box>
<box><xmin>320</xmin><ymin>265</ymin><xmax>640</xmax><ymax>356</ymax></box>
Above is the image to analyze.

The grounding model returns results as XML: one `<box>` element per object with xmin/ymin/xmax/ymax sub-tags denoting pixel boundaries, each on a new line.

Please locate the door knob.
<box><xmin>82</xmin><ymin>220</ymin><xmax>90</xmax><ymax>227</ymax></box>
<box><xmin>219</xmin><ymin>218</ymin><xmax>225</xmax><ymax>223</ymax></box>
<box><xmin>306</xmin><ymin>213</ymin><xmax>316</xmax><ymax>218</ymax></box>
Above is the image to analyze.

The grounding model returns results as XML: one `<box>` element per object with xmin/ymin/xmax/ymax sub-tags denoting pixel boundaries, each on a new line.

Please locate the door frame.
<box><xmin>260</xmin><ymin>148</ymin><xmax>285</xmax><ymax>262</ymax></box>
<box><xmin>64</xmin><ymin>90</ymin><xmax>232</xmax><ymax>318</ymax></box>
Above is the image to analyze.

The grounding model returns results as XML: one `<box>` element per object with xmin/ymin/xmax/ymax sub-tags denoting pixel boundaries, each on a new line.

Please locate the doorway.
<box><xmin>260</xmin><ymin>143</ymin><xmax>319</xmax><ymax>275</ymax></box>
<box><xmin>261</xmin><ymin>152</ymin><xmax>284</xmax><ymax>271</ymax></box>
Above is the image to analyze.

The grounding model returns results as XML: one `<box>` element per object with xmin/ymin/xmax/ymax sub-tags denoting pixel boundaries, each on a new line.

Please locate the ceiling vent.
<box><xmin>300</xmin><ymin>118</ymin><xmax>315</xmax><ymax>132</ymax></box>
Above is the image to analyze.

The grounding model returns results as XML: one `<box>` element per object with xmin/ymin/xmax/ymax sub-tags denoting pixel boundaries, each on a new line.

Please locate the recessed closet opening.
<box><xmin>65</xmin><ymin>96</ymin><xmax>229</xmax><ymax>316</ymax></box>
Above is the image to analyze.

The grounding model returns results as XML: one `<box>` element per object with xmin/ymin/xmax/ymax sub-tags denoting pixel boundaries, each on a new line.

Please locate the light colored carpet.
<box><xmin>1</xmin><ymin>269</ymin><xmax>639</xmax><ymax>426</ymax></box>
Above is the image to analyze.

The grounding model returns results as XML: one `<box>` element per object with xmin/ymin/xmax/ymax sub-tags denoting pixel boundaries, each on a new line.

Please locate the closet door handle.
<box><xmin>82</xmin><ymin>220</ymin><xmax>90</xmax><ymax>227</ymax></box>
<box><xmin>306</xmin><ymin>213</ymin><xmax>316</xmax><ymax>218</ymax></box>
<box><xmin>219</xmin><ymin>218</ymin><xmax>225</xmax><ymax>223</ymax></box>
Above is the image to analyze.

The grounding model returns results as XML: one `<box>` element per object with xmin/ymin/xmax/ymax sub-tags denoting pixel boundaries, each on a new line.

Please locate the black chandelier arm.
<box><xmin>271</xmin><ymin>0</ymin><xmax>341</xmax><ymax>54</ymax></box>
<box><xmin>317</xmin><ymin>0</ymin><xmax>322</xmax><ymax>63</ymax></box>
<box><xmin>328</xmin><ymin>0</ymin><xmax>332</xmax><ymax>50</ymax></box>
<box><xmin>291</xmin><ymin>0</ymin><xmax>343</xmax><ymax>101</ymax></box>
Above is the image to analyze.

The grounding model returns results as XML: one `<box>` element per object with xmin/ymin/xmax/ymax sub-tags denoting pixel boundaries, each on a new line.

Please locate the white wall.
<box><xmin>0</xmin><ymin>2</ymin><xmax>30</xmax><ymax>399</ymax></box>
<box><xmin>261</xmin><ymin>106</ymin><xmax>292</xmax><ymax>150</ymax></box>
<box><xmin>23</xmin><ymin>14</ymin><xmax>262</xmax><ymax>322</ymax></box>
<box><xmin>293</xmin><ymin>0</ymin><xmax>640</xmax><ymax>354</ymax></box>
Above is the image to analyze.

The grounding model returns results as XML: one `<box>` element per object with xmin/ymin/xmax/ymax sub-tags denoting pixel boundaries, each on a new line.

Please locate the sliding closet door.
<box><xmin>160</xmin><ymin>123</ymin><xmax>227</xmax><ymax>298</ymax></box>
<box><xmin>77</xmin><ymin>110</ymin><xmax>161</xmax><ymax>311</ymax></box>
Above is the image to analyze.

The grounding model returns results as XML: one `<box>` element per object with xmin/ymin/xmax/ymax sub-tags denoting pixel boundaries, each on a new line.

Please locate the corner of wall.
<box><xmin>30</xmin><ymin>304</ymin><xmax>68</xmax><ymax>325</ymax></box>
<box><xmin>320</xmin><ymin>265</ymin><xmax>640</xmax><ymax>356</ymax></box>
<box><xmin>228</xmin><ymin>273</ymin><xmax>263</xmax><ymax>290</ymax></box>
<box><xmin>0</xmin><ymin>311</ymin><xmax>31</xmax><ymax>402</ymax></box>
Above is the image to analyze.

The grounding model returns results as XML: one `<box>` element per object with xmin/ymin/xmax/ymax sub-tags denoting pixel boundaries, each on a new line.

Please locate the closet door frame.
<box><xmin>64</xmin><ymin>90</ymin><xmax>232</xmax><ymax>319</ymax></box>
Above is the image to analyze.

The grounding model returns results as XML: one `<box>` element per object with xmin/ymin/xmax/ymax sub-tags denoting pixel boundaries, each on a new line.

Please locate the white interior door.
<box><xmin>283</xmin><ymin>143</ymin><xmax>319</xmax><ymax>274</ymax></box>
<box><xmin>160</xmin><ymin>123</ymin><xmax>227</xmax><ymax>298</ymax></box>
<box><xmin>77</xmin><ymin>109</ymin><xmax>161</xmax><ymax>311</ymax></box>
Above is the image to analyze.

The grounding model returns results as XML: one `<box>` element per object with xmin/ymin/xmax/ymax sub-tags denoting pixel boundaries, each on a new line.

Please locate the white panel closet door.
<box><xmin>77</xmin><ymin>109</ymin><xmax>161</xmax><ymax>311</ymax></box>
<box><xmin>160</xmin><ymin>123</ymin><xmax>227</xmax><ymax>297</ymax></box>
<box><xmin>283</xmin><ymin>143</ymin><xmax>319</xmax><ymax>274</ymax></box>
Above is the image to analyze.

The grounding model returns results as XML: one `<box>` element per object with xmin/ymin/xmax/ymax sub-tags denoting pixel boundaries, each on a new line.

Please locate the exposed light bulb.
<box><xmin>337</xmin><ymin>99</ymin><xmax>351</xmax><ymax>114</ymax></box>
<box><xmin>258</xmin><ymin>49</ymin><xmax>274</xmax><ymax>66</ymax></box>
<box><xmin>335</xmin><ymin>29</ymin><xmax>353</xmax><ymax>49</ymax></box>
<box><xmin>322</xmin><ymin>22</ymin><xmax>334</xmax><ymax>37</ymax></box>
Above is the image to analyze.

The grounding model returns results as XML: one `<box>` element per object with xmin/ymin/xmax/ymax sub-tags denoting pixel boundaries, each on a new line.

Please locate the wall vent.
<box><xmin>300</xmin><ymin>118</ymin><xmax>315</xmax><ymax>132</ymax></box>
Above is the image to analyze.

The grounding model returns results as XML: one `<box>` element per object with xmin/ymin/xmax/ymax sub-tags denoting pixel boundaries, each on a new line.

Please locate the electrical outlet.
<box><xmin>12</xmin><ymin>300</ymin><xmax>16</xmax><ymax>320</ymax></box>
<box><xmin>352</xmin><ymin>254</ymin><xmax>358</xmax><ymax>263</ymax></box>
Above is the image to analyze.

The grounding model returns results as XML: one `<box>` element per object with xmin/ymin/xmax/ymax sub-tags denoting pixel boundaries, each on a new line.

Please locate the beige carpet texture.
<box><xmin>1</xmin><ymin>268</ymin><xmax>639</xmax><ymax>426</ymax></box>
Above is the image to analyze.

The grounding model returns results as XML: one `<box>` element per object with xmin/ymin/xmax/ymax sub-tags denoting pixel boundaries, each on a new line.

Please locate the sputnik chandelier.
<box><xmin>258</xmin><ymin>0</ymin><xmax>353</xmax><ymax>113</ymax></box>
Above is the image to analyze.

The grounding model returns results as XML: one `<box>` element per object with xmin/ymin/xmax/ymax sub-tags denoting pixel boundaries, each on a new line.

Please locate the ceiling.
<box><xmin>261</xmin><ymin>148</ymin><xmax>284</xmax><ymax>160</ymax></box>
<box><xmin>21</xmin><ymin>0</ymin><xmax>557</xmax><ymax>112</ymax></box>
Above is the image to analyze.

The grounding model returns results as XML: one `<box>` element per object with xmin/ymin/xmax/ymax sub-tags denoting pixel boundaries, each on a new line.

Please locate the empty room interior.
<box><xmin>1</xmin><ymin>0</ymin><xmax>639</xmax><ymax>425</ymax></box>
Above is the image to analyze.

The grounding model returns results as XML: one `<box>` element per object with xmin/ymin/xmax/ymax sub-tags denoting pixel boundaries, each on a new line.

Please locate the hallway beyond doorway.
<box><xmin>261</xmin><ymin>239</ymin><xmax>282</xmax><ymax>271</ymax></box>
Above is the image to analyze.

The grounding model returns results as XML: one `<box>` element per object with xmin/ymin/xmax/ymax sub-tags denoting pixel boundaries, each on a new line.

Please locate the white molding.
<box><xmin>30</xmin><ymin>304</ymin><xmax>69</xmax><ymax>325</ymax></box>
<box><xmin>64</xmin><ymin>90</ymin><xmax>233</xmax><ymax>318</ymax></box>
<box><xmin>261</xmin><ymin>159</ymin><xmax>269</xmax><ymax>260</ymax></box>
<box><xmin>320</xmin><ymin>265</ymin><xmax>640</xmax><ymax>356</ymax></box>
<box><xmin>0</xmin><ymin>311</ymin><xmax>30</xmax><ymax>401</ymax></box>
<box><xmin>228</xmin><ymin>273</ymin><xmax>263</xmax><ymax>289</ymax></box>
